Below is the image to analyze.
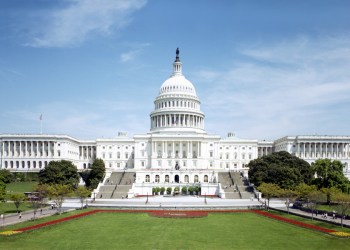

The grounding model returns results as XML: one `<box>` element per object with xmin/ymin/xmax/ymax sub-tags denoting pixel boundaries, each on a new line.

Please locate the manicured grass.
<box><xmin>1</xmin><ymin>211</ymin><xmax>349</xmax><ymax>249</ymax></box>
<box><xmin>0</xmin><ymin>201</ymin><xmax>34</xmax><ymax>214</ymax></box>
<box><xmin>0</xmin><ymin>182</ymin><xmax>38</xmax><ymax>214</ymax></box>
<box><xmin>6</xmin><ymin>182</ymin><xmax>38</xmax><ymax>194</ymax></box>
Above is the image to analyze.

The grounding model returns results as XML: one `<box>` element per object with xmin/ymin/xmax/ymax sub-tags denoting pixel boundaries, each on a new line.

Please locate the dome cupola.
<box><xmin>150</xmin><ymin>49</ymin><xmax>205</xmax><ymax>134</ymax></box>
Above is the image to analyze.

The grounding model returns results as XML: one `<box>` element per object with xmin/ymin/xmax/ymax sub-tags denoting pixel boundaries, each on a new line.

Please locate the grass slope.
<box><xmin>1</xmin><ymin>212</ymin><xmax>349</xmax><ymax>249</ymax></box>
<box><xmin>6</xmin><ymin>182</ymin><xmax>37</xmax><ymax>194</ymax></box>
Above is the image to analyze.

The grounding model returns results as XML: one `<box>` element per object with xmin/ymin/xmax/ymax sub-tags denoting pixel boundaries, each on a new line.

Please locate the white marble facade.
<box><xmin>1</xmin><ymin>50</ymin><xmax>350</xmax><ymax>195</ymax></box>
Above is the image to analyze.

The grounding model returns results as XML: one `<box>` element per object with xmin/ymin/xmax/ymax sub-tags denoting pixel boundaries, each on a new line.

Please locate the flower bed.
<box><xmin>16</xmin><ymin>210</ymin><xmax>99</xmax><ymax>232</ymax></box>
<box><xmin>253</xmin><ymin>210</ymin><xmax>336</xmax><ymax>234</ymax></box>
<box><xmin>0</xmin><ymin>230</ymin><xmax>22</xmax><ymax>236</ymax></box>
<box><xmin>330</xmin><ymin>232</ymin><xmax>350</xmax><ymax>238</ymax></box>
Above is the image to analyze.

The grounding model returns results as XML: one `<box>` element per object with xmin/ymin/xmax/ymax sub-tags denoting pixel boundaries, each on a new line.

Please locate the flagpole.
<box><xmin>40</xmin><ymin>114</ymin><xmax>43</xmax><ymax>134</ymax></box>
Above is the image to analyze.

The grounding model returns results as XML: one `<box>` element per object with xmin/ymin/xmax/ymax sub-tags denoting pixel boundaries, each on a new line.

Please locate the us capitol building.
<box><xmin>1</xmin><ymin>49</ymin><xmax>350</xmax><ymax>198</ymax></box>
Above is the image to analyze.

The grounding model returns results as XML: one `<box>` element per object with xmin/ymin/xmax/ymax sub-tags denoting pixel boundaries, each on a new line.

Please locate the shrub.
<box><xmin>152</xmin><ymin>187</ymin><xmax>157</xmax><ymax>195</ymax></box>
<box><xmin>160</xmin><ymin>187</ymin><xmax>165</xmax><ymax>195</ymax></box>
<box><xmin>182</xmin><ymin>186</ymin><xmax>188</xmax><ymax>194</ymax></box>
<box><xmin>174</xmin><ymin>186</ymin><xmax>180</xmax><ymax>195</ymax></box>
<box><xmin>188</xmin><ymin>186</ymin><xmax>194</xmax><ymax>195</ymax></box>
<box><xmin>194</xmin><ymin>185</ymin><xmax>200</xmax><ymax>195</ymax></box>
<box><xmin>166</xmin><ymin>187</ymin><xmax>172</xmax><ymax>195</ymax></box>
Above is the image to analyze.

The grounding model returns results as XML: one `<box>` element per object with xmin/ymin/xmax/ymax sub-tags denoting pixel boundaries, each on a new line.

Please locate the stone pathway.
<box><xmin>0</xmin><ymin>207</ymin><xmax>68</xmax><ymax>227</ymax></box>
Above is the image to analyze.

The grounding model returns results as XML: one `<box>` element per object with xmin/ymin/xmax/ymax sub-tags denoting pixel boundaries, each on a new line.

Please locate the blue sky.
<box><xmin>1</xmin><ymin>0</ymin><xmax>350</xmax><ymax>140</ymax></box>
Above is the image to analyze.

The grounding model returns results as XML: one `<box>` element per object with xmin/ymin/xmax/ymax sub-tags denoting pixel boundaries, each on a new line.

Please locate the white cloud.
<box><xmin>197</xmin><ymin>36</ymin><xmax>350</xmax><ymax>140</ymax></box>
<box><xmin>27</xmin><ymin>0</ymin><xmax>147</xmax><ymax>48</ymax></box>
<box><xmin>120</xmin><ymin>42</ymin><xmax>150</xmax><ymax>62</ymax></box>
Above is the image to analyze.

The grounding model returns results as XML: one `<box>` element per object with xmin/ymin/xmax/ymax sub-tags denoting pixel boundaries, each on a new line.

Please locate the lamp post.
<box><xmin>146</xmin><ymin>192</ymin><xmax>148</xmax><ymax>204</ymax></box>
<box><xmin>1</xmin><ymin>214</ymin><xmax>4</xmax><ymax>228</ymax></box>
<box><xmin>204</xmin><ymin>193</ymin><xmax>207</xmax><ymax>204</ymax></box>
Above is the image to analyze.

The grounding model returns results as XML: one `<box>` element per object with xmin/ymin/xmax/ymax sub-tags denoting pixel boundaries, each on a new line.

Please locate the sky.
<box><xmin>0</xmin><ymin>0</ymin><xmax>350</xmax><ymax>141</ymax></box>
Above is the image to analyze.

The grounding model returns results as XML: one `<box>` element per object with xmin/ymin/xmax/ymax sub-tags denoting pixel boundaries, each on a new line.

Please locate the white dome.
<box><xmin>150</xmin><ymin>48</ymin><xmax>205</xmax><ymax>134</ymax></box>
<box><xmin>159</xmin><ymin>75</ymin><xmax>197</xmax><ymax>96</ymax></box>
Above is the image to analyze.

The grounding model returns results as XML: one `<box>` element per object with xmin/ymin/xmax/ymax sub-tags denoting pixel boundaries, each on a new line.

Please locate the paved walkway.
<box><xmin>0</xmin><ymin>207</ymin><xmax>69</xmax><ymax>227</ymax></box>
<box><xmin>272</xmin><ymin>206</ymin><xmax>350</xmax><ymax>227</ymax></box>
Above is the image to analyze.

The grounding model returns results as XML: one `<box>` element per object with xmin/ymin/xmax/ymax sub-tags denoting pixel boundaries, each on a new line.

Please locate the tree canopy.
<box><xmin>0</xmin><ymin>181</ymin><xmax>6</xmax><ymax>202</ymax></box>
<box><xmin>312</xmin><ymin>159</ymin><xmax>350</xmax><ymax>192</ymax></box>
<box><xmin>84</xmin><ymin>159</ymin><xmax>105</xmax><ymax>189</ymax></box>
<box><xmin>248</xmin><ymin>151</ymin><xmax>313</xmax><ymax>189</ymax></box>
<box><xmin>0</xmin><ymin>169</ymin><xmax>13</xmax><ymax>183</ymax></box>
<box><xmin>38</xmin><ymin>160</ymin><xmax>79</xmax><ymax>188</ymax></box>
<box><xmin>48</xmin><ymin>184</ymin><xmax>71</xmax><ymax>214</ymax></box>
<box><xmin>258</xmin><ymin>182</ymin><xmax>282</xmax><ymax>210</ymax></box>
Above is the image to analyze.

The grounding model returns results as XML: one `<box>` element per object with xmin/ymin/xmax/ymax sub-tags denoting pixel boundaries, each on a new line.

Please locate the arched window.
<box><xmin>165</xmin><ymin>175</ymin><xmax>169</xmax><ymax>182</ymax></box>
<box><xmin>155</xmin><ymin>175</ymin><xmax>160</xmax><ymax>183</ymax></box>
<box><xmin>204</xmin><ymin>175</ymin><xmax>208</xmax><ymax>183</ymax></box>
<box><xmin>194</xmin><ymin>175</ymin><xmax>199</xmax><ymax>183</ymax></box>
<box><xmin>184</xmin><ymin>175</ymin><xmax>189</xmax><ymax>183</ymax></box>
<box><xmin>145</xmin><ymin>175</ymin><xmax>150</xmax><ymax>183</ymax></box>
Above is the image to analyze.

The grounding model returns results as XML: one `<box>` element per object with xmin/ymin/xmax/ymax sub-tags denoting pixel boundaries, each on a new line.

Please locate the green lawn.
<box><xmin>0</xmin><ymin>182</ymin><xmax>38</xmax><ymax>214</ymax></box>
<box><xmin>6</xmin><ymin>181</ymin><xmax>38</xmax><ymax>194</ymax></box>
<box><xmin>1</xmin><ymin>211</ymin><xmax>349</xmax><ymax>250</ymax></box>
<box><xmin>0</xmin><ymin>201</ymin><xmax>34</xmax><ymax>214</ymax></box>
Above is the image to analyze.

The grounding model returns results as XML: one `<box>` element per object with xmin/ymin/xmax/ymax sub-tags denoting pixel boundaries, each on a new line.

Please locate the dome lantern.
<box><xmin>172</xmin><ymin>48</ymin><xmax>182</xmax><ymax>76</ymax></box>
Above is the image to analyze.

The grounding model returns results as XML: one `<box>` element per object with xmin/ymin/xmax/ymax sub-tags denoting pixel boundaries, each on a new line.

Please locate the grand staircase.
<box><xmin>96</xmin><ymin>171</ymin><xmax>136</xmax><ymax>199</ymax></box>
<box><xmin>218</xmin><ymin>172</ymin><xmax>255</xmax><ymax>199</ymax></box>
<box><xmin>230</xmin><ymin>172</ymin><xmax>255</xmax><ymax>199</ymax></box>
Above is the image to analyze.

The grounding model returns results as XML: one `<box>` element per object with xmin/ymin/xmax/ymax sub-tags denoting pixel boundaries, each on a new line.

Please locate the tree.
<box><xmin>248</xmin><ymin>151</ymin><xmax>313</xmax><ymax>189</ymax></box>
<box><xmin>75</xmin><ymin>186</ymin><xmax>91</xmax><ymax>209</ymax></box>
<box><xmin>258</xmin><ymin>183</ymin><xmax>282</xmax><ymax>210</ymax></box>
<box><xmin>47</xmin><ymin>184</ymin><xmax>71</xmax><ymax>214</ymax></box>
<box><xmin>308</xmin><ymin>190</ymin><xmax>326</xmax><ymax>220</ymax></box>
<box><xmin>38</xmin><ymin>160</ymin><xmax>79</xmax><ymax>189</ymax></box>
<box><xmin>281</xmin><ymin>189</ymin><xmax>298</xmax><ymax>214</ymax></box>
<box><xmin>0</xmin><ymin>169</ymin><xmax>13</xmax><ymax>184</ymax></box>
<box><xmin>320</xmin><ymin>186</ymin><xmax>341</xmax><ymax>204</ymax></box>
<box><xmin>10</xmin><ymin>193</ymin><xmax>27</xmax><ymax>213</ymax></box>
<box><xmin>34</xmin><ymin>184</ymin><xmax>49</xmax><ymax>208</ymax></box>
<box><xmin>0</xmin><ymin>182</ymin><xmax>6</xmax><ymax>202</ymax></box>
<box><xmin>166</xmin><ymin>187</ymin><xmax>172</xmax><ymax>195</ymax></box>
<box><xmin>333</xmin><ymin>192</ymin><xmax>350</xmax><ymax>227</ymax></box>
<box><xmin>295</xmin><ymin>183</ymin><xmax>317</xmax><ymax>202</ymax></box>
<box><xmin>84</xmin><ymin>159</ymin><xmax>106</xmax><ymax>189</ymax></box>
<box><xmin>312</xmin><ymin>159</ymin><xmax>350</xmax><ymax>192</ymax></box>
